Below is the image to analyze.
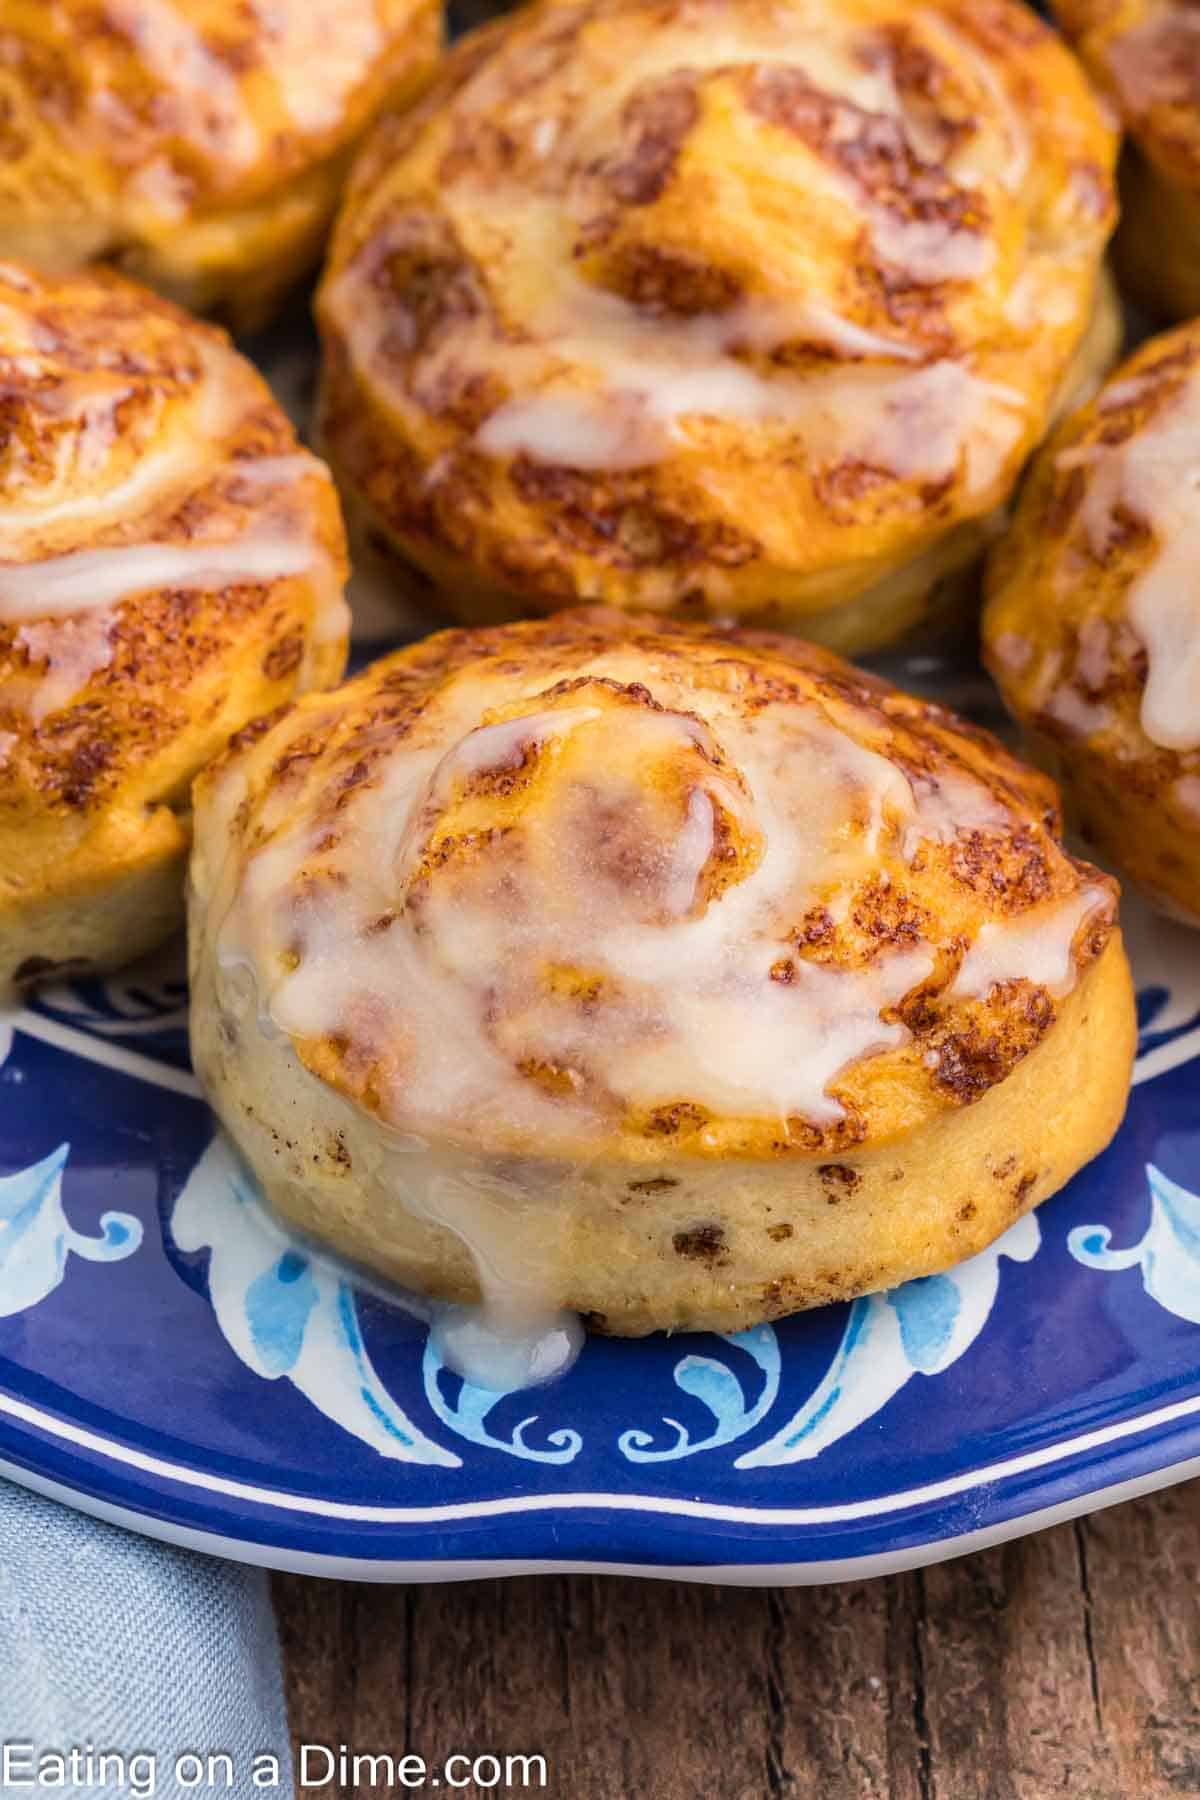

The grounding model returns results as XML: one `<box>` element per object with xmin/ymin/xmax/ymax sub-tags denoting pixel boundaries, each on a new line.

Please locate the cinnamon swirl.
<box><xmin>0</xmin><ymin>0</ymin><xmax>440</xmax><ymax>332</ymax></box>
<box><xmin>189</xmin><ymin>608</ymin><xmax>1134</xmax><ymax>1341</ymax></box>
<box><xmin>0</xmin><ymin>263</ymin><xmax>350</xmax><ymax>997</ymax></box>
<box><xmin>985</xmin><ymin>319</ymin><xmax>1200</xmax><ymax>925</ymax></box>
<box><xmin>318</xmin><ymin>0</ymin><xmax>1118</xmax><ymax>652</ymax></box>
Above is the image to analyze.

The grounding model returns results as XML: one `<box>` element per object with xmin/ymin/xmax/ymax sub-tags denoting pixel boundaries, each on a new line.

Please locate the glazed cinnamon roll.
<box><xmin>985</xmin><ymin>319</ymin><xmax>1200</xmax><ymax>925</ymax></box>
<box><xmin>0</xmin><ymin>0</ymin><xmax>440</xmax><ymax>333</ymax></box>
<box><xmin>1053</xmin><ymin>1</ymin><xmax>1200</xmax><ymax>321</ymax></box>
<box><xmin>188</xmin><ymin>609</ymin><xmax>1134</xmax><ymax>1343</ymax></box>
<box><xmin>0</xmin><ymin>263</ymin><xmax>349</xmax><ymax>998</ymax></box>
<box><xmin>317</xmin><ymin>0</ymin><xmax>1119</xmax><ymax>654</ymax></box>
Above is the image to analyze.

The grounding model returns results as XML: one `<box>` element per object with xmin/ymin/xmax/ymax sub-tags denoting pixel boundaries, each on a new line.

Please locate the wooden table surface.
<box><xmin>274</xmin><ymin>1480</ymin><xmax>1200</xmax><ymax>1799</ymax></box>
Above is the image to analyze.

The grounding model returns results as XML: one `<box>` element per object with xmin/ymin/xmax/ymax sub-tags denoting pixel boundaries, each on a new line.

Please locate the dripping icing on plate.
<box><xmin>199</xmin><ymin>647</ymin><xmax>1109</xmax><ymax>1390</ymax></box>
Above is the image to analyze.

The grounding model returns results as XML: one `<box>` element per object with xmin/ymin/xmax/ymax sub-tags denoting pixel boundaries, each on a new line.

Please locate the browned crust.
<box><xmin>0</xmin><ymin>261</ymin><xmax>349</xmax><ymax>977</ymax></box>
<box><xmin>318</xmin><ymin>0</ymin><xmax>1117</xmax><ymax>630</ymax></box>
<box><xmin>0</xmin><ymin>0</ymin><xmax>441</xmax><ymax>206</ymax></box>
<box><xmin>1055</xmin><ymin>0</ymin><xmax>1200</xmax><ymax>189</ymax></box>
<box><xmin>983</xmin><ymin>316</ymin><xmax>1200</xmax><ymax>918</ymax></box>
<box><xmin>0</xmin><ymin>0</ymin><xmax>442</xmax><ymax>326</ymax></box>
<box><xmin>197</xmin><ymin>607</ymin><xmax>1120</xmax><ymax>1161</ymax></box>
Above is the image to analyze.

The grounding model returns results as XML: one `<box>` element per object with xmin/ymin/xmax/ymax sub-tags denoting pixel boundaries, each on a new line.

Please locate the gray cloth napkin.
<box><xmin>0</xmin><ymin>1480</ymin><xmax>294</xmax><ymax>1799</ymax></box>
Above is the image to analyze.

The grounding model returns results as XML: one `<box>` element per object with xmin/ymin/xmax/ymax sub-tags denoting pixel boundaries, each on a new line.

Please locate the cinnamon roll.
<box><xmin>317</xmin><ymin>0</ymin><xmax>1119</xmax><ymax>654</ymax></box>
<box><xmin>0</xmin><ymin>0</ymin><xmax>440</xmax><ymax>333</ymax></box>
<box><xmin>0</xmin><ymin>262</ymin><xmax>350</xmax><ymax>998</ymax></box>
<box><xmin>985</xmin><ymin>319</ymin><xmax>1200</xmax><ymax>925</ymax></box>
<box><xmin>188</xmin><ymin>609</ymin><xmax>1134</xmax><ymax>1343</ymax></box>
<box><xmin>1053</xmin><ymin>1</ymin><xmax>1200</xmax><ymax>321</ymax></box>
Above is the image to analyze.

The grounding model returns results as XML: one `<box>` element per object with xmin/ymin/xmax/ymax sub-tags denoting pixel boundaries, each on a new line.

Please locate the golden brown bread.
<box><xmin>188</xmin><ymin>608</ymin><xmax>1135</xmax><ymax>1336</ymax></box>
<box><xmin>317</xmin><ymin>0</ymin><xmax>1118</xmax><ymax>654</ymax></box>
<box><xmin>0</xmin><ymin>0</ymin><xmax>441</xmax><ymax>332</ymax></box>
<box><xmin>1053</xmin><ymin>0</ymin><xmax>1200</xmax><ymax>320</ymax></box>
<box><xmin>984</xmin><ymin>318</ymin><xmax>1200</xmax><ymax>924</ymax></box>
<box><xmin>0</xmin><ymin>262</ymin><xmax>350</xmax><ymax>996</ymax></box>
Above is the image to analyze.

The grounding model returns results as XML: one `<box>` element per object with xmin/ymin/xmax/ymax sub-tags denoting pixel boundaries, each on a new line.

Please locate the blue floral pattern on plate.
<box><xmin>0</xmin><ymin>1144</ymin><xmax>141</xmax><ymax>1318</ymax></box>
<box><xmin>1</xmin><ymin>618</ymin><xmax>1199</xmax><ymax>1579</ymax></box>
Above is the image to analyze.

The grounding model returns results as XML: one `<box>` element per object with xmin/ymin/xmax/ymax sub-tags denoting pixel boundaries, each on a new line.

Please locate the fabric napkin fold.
<box><xmin>0</xmin><ymin>1479</ymin><xmax>294</xmax><ymax>1799</ymax></box>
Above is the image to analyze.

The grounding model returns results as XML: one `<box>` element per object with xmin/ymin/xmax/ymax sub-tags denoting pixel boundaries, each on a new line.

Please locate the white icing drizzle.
<box><xmin>464</xmin><ymin>281</ymin><xmax>1027</xmax><ymax>486</ymax></box>
<box><xmin>787</xmin><ymin>302</ymin><xmax>922</xmax><ymax>362</ymax></box>
<box><xmin>1065</xmin><ymin>366</ymin><xmax>1200</xmax><ymax>752</ymax></box>
<box><xmin>383</xmin><ymin>1148</ymin><xmax>585</xmax><ymax>1388</ymax></box>
<box><xmin>0</xmin><ymin>530</ymin><xmax>319</xmax><ymax>622</ymax></box>
<box><xmin>991</xmin><ymin>631</ymin><xmax>1033</xmax><ymax>675</ymax></box>
<box><xmin>0</xmin><ymin>340</ymin><xmax>245</xmax><ymax>551</ymax></box>
<box><xmin>221</xmin><ymin>453</ymin><xmax>351</xmax><ymax>648</ymax></box>
<box><xmin>111</xmin><ymin>0</ymin><xmax>262</xmax><ymax>172</ymax></box>
<box><xmin>1173</xmin><ymin>774</ymin><xmax>1200</xmax><ymax>825</ymax></box>
<box><xmin>531</xmin><ymin>117</ymin><xmax>559</xmax><ymax>158</ymax></box>
<box><xmin>913</xmin><ymin>10</ymin><xmax>1031</xmax><ymax>193</ymax></box>
<box><xmin>253</xmin><ymin>8</ymin><xmax>385</xmax><ymax>137</ymax></box>
<box><xmin>557</xmin><ymin>14</ymin><xmax>1004</xmax><ymax>282</ymax></box>
<box><xmin>901</xmin><ymin>767</ymin><xmax>1011</xmax><ymax>858</ymax></box>
<box><xmin>1034</xmin><ymin>609</ymin><xmax>1115</xmax><ymax>739</ymax></box>
<box><xmin>0</xmin><ymin>284</ymin><xmax>345</xmax><ymax>724</ymax></box>
<box><xmin>1096</xmin><ymin>373</ymin><xmax>1155</xmax><ymax>415</ymax></box>
<box><xmin>1044</xmin><ymin>684</ymin><xmax>1110</xmax><ymax>737</ymax></box>
<box><xmin>1075</xmin><ymin>613</ymin><xmax>1112</xmax><ymax>691</ymax></box>
<box><xmin>432</xmin><ymin>1307</ymin><xmax>582</xmax><ymax>1392</ymax></box>
<box><xmin>107</xmin><ymin>0</ymin><xmax>385</xmax><ymax>173</ymax></box>
<box><xmin>326</xmin><ymin>3</ymin><xmax>1036</xmax><ymax>490</ymax></box>
<box><xmin>867</xmin><ymin>210</ymin><xmax>993</xmax><ymax>285</ymax></box>
<box><xmin>1107</xmin><ymin>10</ymin><xmax>1200</xmax><ymax>117</ymax></box>
<box><xmin>950</xmin><ymin>886</ymin><xmax>1110</xmax><ymax>1002</ymax></box>
<box><xmin>14</xmin><ymin>614</ymin><xmax>115</xmax><ymax>725</ymax></box>
<box><xmin>204</xmin><ymin>643</ymin><xmax>1105</xmax><ymax>1381</ymax></box>
<box><xmin>477</xmin><ymin>391</ymin><xmax>658</xmax><ymax>471</ymax></box>
<box><xmin>0</xmin><ymin>441</ymin><xmax>347</xmax><ymax>719</ymax></box>
<box><xmin>1004</xmin><ymin>267</ymin><xmax>1081</xmax><ymax>332</ymax></box>
<box><xmin>215</xmin><ymin>655</ymin><xmax>938</xmax><ymax>1145</ymax></box>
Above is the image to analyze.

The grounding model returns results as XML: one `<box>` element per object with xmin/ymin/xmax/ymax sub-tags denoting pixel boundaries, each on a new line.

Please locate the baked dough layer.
<box><xmin>984</xmin><ymin>320</ymin><xmax>1200</xmax><ymax>925</ymax></box>
<box><xmin>1054</xmin><ymin>1</ymin><xmax>1200</xmax><ymax>322</ymax></box>
<box><xmin>189</xmin><ymin>609</ymin><xmax>1135</xmax><ymax>1334</ymax></box>
<box><xmin>0</xmin><ymin>263</ymin><xmax>350</xmax><ymax>997</ymax></box>
<box><xmin>0</xmin><ymin>0</ymin><xmax>440</xmax><ymax>331</ymax></box>
<box><xmin>318</xmin><ymin>0</ymin><xmax>1118</xmax><ymax>652</ymax></box>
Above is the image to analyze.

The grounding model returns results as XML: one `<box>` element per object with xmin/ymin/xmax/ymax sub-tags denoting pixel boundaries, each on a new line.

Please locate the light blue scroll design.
<box><xmin>1069</xmin><ymin>1163</ymin><xmax>1200</xmax><ymax>1324</ymax></box>
<box><xmin>617</xmin><ymin>1324</ymin><xmax>781</xmax><ymax>1462</ymax></box>
<box><xmin>172</xmin><ymin>1134</ymin><xmax>459</xmax><ymax>1466</ymax></box>
<box><xmin>421</xmin><ymin>1339</ymin><xmax>584</xmax><ymax>1464</ymax></box>
<box><xmin>737</xmin><ymin>1212</ymin><xmax>1041</xmax><ymax>1468</ymax></box>
<box><xmin>0</xmin><ymin>1144</ymin><xmax>142</xmax><ymax>1317</ymax></box>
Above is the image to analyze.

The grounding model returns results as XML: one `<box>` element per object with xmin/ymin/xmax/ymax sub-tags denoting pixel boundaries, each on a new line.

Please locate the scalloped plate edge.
<box><xmin>3</xmin><ymin>1447</ymin><xmax>1198</xmax><ymax>1586</ymax></box>
<box><xmin>5</xmin><ymin>1377</ymin><xmax>1200</xmax><ymax>1581</ymax></box>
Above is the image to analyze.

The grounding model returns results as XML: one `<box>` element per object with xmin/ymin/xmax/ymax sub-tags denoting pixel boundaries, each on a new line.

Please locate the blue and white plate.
<box><xmin>1</xmin><ymin>665</ymin><xmax>1199</xmax><ymax>1584</ymax></box>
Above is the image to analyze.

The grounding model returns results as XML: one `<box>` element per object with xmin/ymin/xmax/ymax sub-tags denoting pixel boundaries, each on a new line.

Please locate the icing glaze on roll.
<box><xmin>0</xmin><ymin>0</ymin><xmax>440</xmax><ymax>332</ymax></box>
<box><xmin>218</xmin><ymin>681</ymin><xmax>938</xmax><ymax>1136</ymax></box>
<box><xmin>0</xmin><ymin>258</ymin><xmax>351</xmax><ymax>1015</ymax></box>
<box><xmin>950</xmin><ymin>886</ymin><xmax>1112</xmax><ymax>1000</ymax></box>
<box><xmin>0</xmin><ymin>265</ymin><xmax>349</xmax><ymax>724</ymax></box>
<box><xmin>1054</xmin><ymin>366</ymin><xmax>1200</xmax><ymax>751</ymax></box>
<box><xmin>200</xmin><ymin>611</ymin><xmax>1118</xmax><ymax>1155</ymax></box>
<box><xmin>983</xmin><ymin>313</ymin><xmax>1200</xmax><ymax>928</ymax></box>
<box><xmin>190</xmin><ymin>609</ymin><xmax>1126</xmax><ymax>1366</ymax></box>
<box><xmin>319</xmin><ymin>0</ymin><xmax>1117</xmax><ymax>644</ymax></box>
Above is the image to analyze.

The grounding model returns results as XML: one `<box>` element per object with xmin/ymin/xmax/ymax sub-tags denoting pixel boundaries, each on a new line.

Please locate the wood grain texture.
<box><xmin>274</xmin><ymin>1485</ymin><xmax>1200</xmax><ymax>1799</ymax></box>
